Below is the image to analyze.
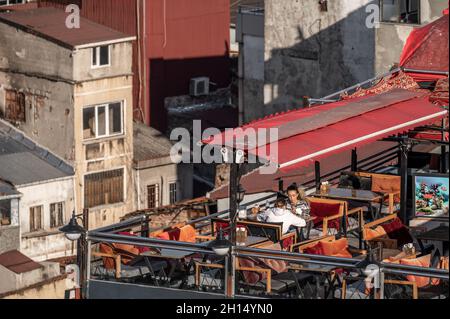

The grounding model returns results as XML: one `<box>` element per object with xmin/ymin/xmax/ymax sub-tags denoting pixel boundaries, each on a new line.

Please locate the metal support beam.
<box><xmin>351</xmin><ymin>148</ymin><xmax>358</xmax><ymax>172</ymax></box>
<box><xmin>315</xmin><ymin>161</ymin><xmax>321</xmax><ymax>191</ymax></box>
<box><xmin>278</xmin><ymin>179</ymin><xmax>284</xmax><ymax>192</ymax></box>
<box><xmin>441</xmin><ymin>145</ymin><xmax>448</xmax><ymax>173</ymax></box>
<box><xmin>399</xmin><ymin>141</ymin><xmax>410</xmax><ymax>224</ymax></box>
<box><xmin>226</xmin><ymin>151</ymin><xmax>239</xmax><ymax>298</ymax></box>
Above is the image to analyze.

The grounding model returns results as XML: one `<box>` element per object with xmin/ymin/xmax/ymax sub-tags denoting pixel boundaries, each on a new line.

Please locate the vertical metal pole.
<box><xmin>278</xmin><ymin>179</ymin><xmax>284</xmax><ymax>192</ymax></box>
<box><xmin>351</xmin><ymin>148</ymin><xmax>358</xmax><ymax>172</ymax></box>
<box><xmin>227</xmin><ymin>150</ymin><xmax>238</xmax><ymax>298</ymax></box>
<box><xmin>399</xmin><ymin>142</ymin><xmax>409</xmax><ymax>224</ymax></box>
<box><xmin>85</xmin><ymin>240</ymin><xmax>91</xmax><ymax>300</ymax></box>
<box><xmin>315</xmin><ymin>161</ymin><xmax>321</xmax><ymax>191</ymax></box>
<box><xmin>440</xmin><ymin>145</ymin><xmax>447</xmax><ymax>173</ymax></box>
<box><xmin>80</xmin><ymin>209</ymin><xmax>89</xmax><ymax>299</ymax></box>
<box><xmin>441</xmin><ymin>118</ymin><xmax>447</xmax><ymax>173</ymax></box>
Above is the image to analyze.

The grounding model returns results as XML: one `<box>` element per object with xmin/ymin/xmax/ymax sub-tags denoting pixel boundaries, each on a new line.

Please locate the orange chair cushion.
<box><xmin>112</xmin><ymin>243</ymin><xmax>140</xmax><ymax>265</ymax></box>
<box><xmin>178</xmin><ymin>225</ymin><xmax>197</xmax><ymax>243</ymax></box>
<box><xmin>99</xmin><ymin>243</ymin><xmax>115</xmax><ymax>270</ymax></box>
<box><xmin>371</xmin><ymin>175</ymin><xmax>400</xmax><ymax>193</ymax></box>
<box><xmin>363</xmin><ymin>226</ymin><xmax>388</xmax><ymax>241</ymax></box>
<box><xmin>320</xmin><ymin>238</ymin><xmax>353</xmax><ymax>258</ymax></box>
<box><xmin>238</xmin><ymin>257</ymin><xmax>268</xmax><ymax>284</ymax></box>
<box><xmin>400</xmin><ymin>254</ymin><xmax>431</xmax><ymax>288</ymax></box>
<box><xmin>155</xmin><ymin>231</ymin><xmax>170</xmax><ymax>240</ymax></box>
<box><xmin>256</xmin><ymin>243</ymin><xmax>288</xmax><ymax>274</ymax></box>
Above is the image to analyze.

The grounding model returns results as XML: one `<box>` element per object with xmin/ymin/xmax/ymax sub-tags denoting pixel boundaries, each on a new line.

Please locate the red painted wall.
<box><xmin>38</xmin><ymin>0</ymin><xmax>230</xmax><ymax>132</ymax></box>
<box><xmin>146</xmin><ymin>0</ymin><xmax>230</xmax><ymax>130</ymax></box>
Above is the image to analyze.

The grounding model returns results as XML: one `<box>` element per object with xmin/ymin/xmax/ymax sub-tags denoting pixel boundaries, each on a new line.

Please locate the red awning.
<box><xmin>205</xmin><ymin>89</ymin><xmax>447</xmax><ymax>172</ymax></box>
<box><xmin>399</xmin><ymin>12</ymin><xmax>449</xmax><ymax>81</ymax></box>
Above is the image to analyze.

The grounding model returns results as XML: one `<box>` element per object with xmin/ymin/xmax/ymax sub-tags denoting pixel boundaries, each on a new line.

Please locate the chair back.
<box><xmin>241</xmin><ymin>220</ymin><xmax>283</xmax><ymax>243</ymax></box>
<box><xmin>355</xmin><ymin>172</ymin><xmax>400</xmax><ymax>193</ymax></box>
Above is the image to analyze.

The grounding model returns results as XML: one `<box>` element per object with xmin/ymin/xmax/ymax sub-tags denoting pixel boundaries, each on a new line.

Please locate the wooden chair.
<box><xmin>354</xmin><ymin>172</ymin><xmax>401</xmax><ymax>215</ymax></box>
<box><xmin>194</xmin><ymin>241</ymin><xmax>315</xmax><ymax>296</ymax></box>
<box><xmin>340</xmin><ymin>275</ymin><xmax>419</xmax><ymax>299</ymax></box>
<box><xmin>306</xmin><ymin>197</ymin><xmax>346</xmax><ymax>237</ymax></box>
<box><xmin>91</xmin><ymin>243</ymin><xmax>168</xmax><ymax>282</ymax></box>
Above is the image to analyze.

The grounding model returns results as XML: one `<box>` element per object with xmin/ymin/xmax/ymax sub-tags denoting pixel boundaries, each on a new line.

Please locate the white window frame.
<box><xmin>91</xmin><ymin>45</ymin><xmax>111</xmax><ymax>69</ymax></box>
<box><xmin>49</xmin><ymin>202</ymin><xmax>65</xmax><ymax>229</ymax></box>
<box><xmin>0</xmin><ymin>0</ymin><xmax>25</xmax><ymax>6</ymax></box>
<box><xmin>169</xmin><ymin>181</ymin><xmax>178</xmax><ymax>205</ymax></box>
<box><xmin>83</xmin><ymin>101</ymin><xmax>124</xmax><ymax>140</ymax></box>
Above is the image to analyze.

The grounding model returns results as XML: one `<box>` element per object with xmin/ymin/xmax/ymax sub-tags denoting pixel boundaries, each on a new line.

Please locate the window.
<box><xmin>380</xmin><ymin>0</ymin><xmax>420</xmax><ymax>24</ymax></box>
<box><xmin>169</xmin><ymin>182</ymin><xmax>178</xmax><ymax>205</ymax></box>
<box><xmin>0</xmin><ymin>199</ymin><xmax>11</xmax><ymax>226</ymax></box>
<box><xmin>29</xmin><ymin>205</ymin><xmax>43</xmax><ymax>232</ymax></box>
<box><xmin>84</xmin><ymin>169</ymin><xmax>124</xmax><ymax>208</ymax></box>
<box><xmin>83</xmin><ymin>102</ymin><xmax>123</xmax><ymax>139</ymax></box>
<box><xmin>50</xmin><ymin>202</ymin><xmax>65</xmax><ymax>228</ymax></box>
<box><xmin>91</xmin><ymin>45</ymin><xmax>110</xmax><ymax>68</ymax></box>
<box><xmin>4</xmin><ymin>89</ymin><xmax>25</xmax><ymax>123</ymax></box>
<box><xmin>0</xmin><ymin>0</ymin><xmax>25</xmax><ymax>6</ymax></box>
<box><xmin>147</xmin><ymin>184</ymin><xmax>160</xmax><ymax>209</ymax></box>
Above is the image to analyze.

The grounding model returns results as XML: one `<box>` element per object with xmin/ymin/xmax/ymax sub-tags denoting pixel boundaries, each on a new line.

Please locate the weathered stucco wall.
<box><xmin>17</xmin><ymin>178</ymin><xmax>74</xmax><ymax>261</ymax></box>
<box><xmin>0</xmin><ymin>261</ymin><xmax>62</xmax><ymax>296</ymax></box>
<box><xmin>135</xmin><ymin>162</ymin><xmax>193</xmax><ymax>210</ymax></box>
<box><xmin>263</xmin><ymin>0</ymin><xmax>375</xmax><ymax>115</ymax></box>
<box><xmin>0</xmin><ymin>72</ymin><xmax>75</xmax><ymax>162</ymax></box>
<box><xmin>74</xmin><ymin>76</ymin><xmax>135</xmax><ymax>229</ymax></box>
<box><xmin>0</xmin><ymin>22</ymin><xmax>73</xmax><ymax>81</ymax></box>
<box><xmin>73</xmin><ymin>42</ymin><xmax>134</xmax><ymax>82</ymax></box>
<box><xmin>1</xmin><ymin>274</ymin><xmax>67</xmax><ymax>299</ymax></box>
<box><xmin>0</xmin><ymin>225</ymin><xmax>20</xmax><ymax>255</ymax></box>
<box><xmin>375</xmin><ymin>0</ymin><xmax>449</xmax><ymax>75</ymax></box>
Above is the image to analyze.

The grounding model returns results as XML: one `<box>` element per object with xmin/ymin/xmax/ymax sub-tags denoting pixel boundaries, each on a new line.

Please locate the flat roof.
<box><xmin>0</xmin><ymin>7</ymin><xmax>135</xmax><ymax>49</ymax></box>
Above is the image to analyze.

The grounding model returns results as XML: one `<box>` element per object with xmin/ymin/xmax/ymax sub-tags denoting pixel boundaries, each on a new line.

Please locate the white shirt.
<box><xmin>257</xmin><ymin>207</ymin><xmax>306</xmax><ymax>234</ymax></box>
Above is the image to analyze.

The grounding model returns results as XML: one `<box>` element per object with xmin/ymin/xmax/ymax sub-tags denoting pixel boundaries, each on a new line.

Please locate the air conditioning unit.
<box><xmin>190</xmin><ymin>77</ymin><xmax>210</xmax><ymax>97</ymax></box>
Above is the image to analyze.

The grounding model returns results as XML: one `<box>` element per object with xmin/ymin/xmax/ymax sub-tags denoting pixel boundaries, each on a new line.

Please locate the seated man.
<box><xmin>257</xmin><ymin>195</ymin><xmax>306</xmax><ymax>234</ymax></box>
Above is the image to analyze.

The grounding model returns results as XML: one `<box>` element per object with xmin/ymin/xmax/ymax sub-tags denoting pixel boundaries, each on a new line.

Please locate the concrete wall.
<box><xmin>0</xmin><ymin>19</ymin><xmax>135</xmax><ymax>230</ymax></box>
<box><xmin>0</xmin><ymin>226</ymin><xmax>20</xmax><ymax>255</ymax></box>
<box><xmin>0</xmin><ymin>72</ymin><xmax>75</xmax><ymax>162</ymax></box>
<box><xmin>135</xmin><ymin>162</ymin><xmax>193</xmax><ymax>210</ymax></box>
<box><xmin>263</xmin><ymin>0</ymin><xmax>375</xmax><ymax>116</ymax></box>
<box><xmin>0</xmin><ymin>198</ymin><xmax>20</xmax><ymax>254</ymax></box>
<box><xmin>74</xmin><ymin>76</ymin><xmax>135</xmax><ymax>229</ymax></box>
<box><xmin>1</xmin><ymin>274</ymin><xmax>67</xmax><ymax>299</ymax></box>
<box><xmin>17</xmin><ymin>178</ymin><xmax>75</xmax><ymax>261</ymax></box>
<box><xmin>241</xmin><ymin>35</ymin><xmax>265</xmax><ymax>123</ymax></box>
<box><xmin>0</xmin><ymin>22</ymin><xmax>73</xmax><ymax>81</ymax></box>
<box><xmin>72</xmin><ymin>42</ymin><xmax>134</xmax><ymax>82</ymax></box>
<box><xmin>375</xmin><ymin>0</ymin><xmax>449</xmax><ymax>75</ymax></box>
<box><xmin>0</xmin><ymin>261</ymin><xmax>62</xmax><ymax>296</ymax></box>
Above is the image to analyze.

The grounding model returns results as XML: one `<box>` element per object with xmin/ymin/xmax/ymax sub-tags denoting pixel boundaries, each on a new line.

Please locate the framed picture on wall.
<box><xmin>413</xmin><ymin>173</ymin><xmax>449</xmax><ymax>219</ymax></box>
